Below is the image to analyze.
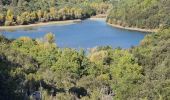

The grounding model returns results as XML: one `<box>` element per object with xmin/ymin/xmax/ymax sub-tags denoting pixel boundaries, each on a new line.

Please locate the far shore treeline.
<box><xmin>107</xmin><ymin>0</ymin><xmax>170</xmax><ymax>29</ymax></box>
<box><xmin>0</xmin><ymin>0</ymin><xmax>110</xmax><ymax>26</ymax></box>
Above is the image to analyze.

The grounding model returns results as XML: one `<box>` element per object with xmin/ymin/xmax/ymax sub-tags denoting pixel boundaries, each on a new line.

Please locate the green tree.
<box><xmin>44</xmin><ymin>32</ymin><xmax>55</xmax><ymax>44</ymax></box>
<box><xmin>5</xmin><ymin>9</ymin><xmax>14</xmax><ymax>26</ymax></box>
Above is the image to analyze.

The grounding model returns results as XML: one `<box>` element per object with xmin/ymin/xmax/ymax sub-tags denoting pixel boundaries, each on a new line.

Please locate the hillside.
<box><xmin>0</xmin><ymin>28</ymin><xmax>170</xmax><ymax>99</ymax></box>
<box><xmin>0</xmin><ymin>0</ymin><xmax>170</xmax><ymax>100</ymax></box>
<box><xmin>107</xmin><ymin>0</ymin><xmax>170</xmax><ymax>29</ymax></box>
<box><xmin>0</xmin><ymin>0</ymin><xmax>110</xmax><ymax>26</ymax></box>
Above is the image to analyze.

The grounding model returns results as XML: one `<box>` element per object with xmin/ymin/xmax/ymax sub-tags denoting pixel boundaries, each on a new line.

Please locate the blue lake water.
<box><xmin>0</xmin><ymin>19</ymin><xmax>147</xmax><ymax>49</ymax></box>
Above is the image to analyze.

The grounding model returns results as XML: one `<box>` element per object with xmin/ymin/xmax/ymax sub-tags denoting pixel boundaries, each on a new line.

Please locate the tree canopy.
<box><xmin>0</xmin><ymin>0</ymin><xmax>110</xmax><ymax>26</ymax></box>
<box><xmin>107</xmin><ymin>0</ymin><xmax>170</xmax><ymax>29</ymax></box>
<box><xmin>0</xmin><ymin>27</ymin><xmax>170</xmax><ymax>99</ymax></box>
<box><xmin>0</xmin><ymin>0</ymin><xmax>170</xmax><ymax>99</ymax></box>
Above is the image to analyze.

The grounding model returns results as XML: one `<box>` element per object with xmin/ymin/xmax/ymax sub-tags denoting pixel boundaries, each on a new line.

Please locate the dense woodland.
<box><xmin>0</xmin><ymin>0</ymin><xmax>170</xmax><ymax>100</ymax></box>
<box><xmin>0</xmin><ymin>29</ymin><xmax>170</xmax><ymax>100</ymax></box>
<box><xmin>107</xmin><ymin>0</ymin><xmax>170</xmax><ymax>29</ymax></box>
<box><xmin>0</xmin><ymin>0</ymin><xmax>110</xmax><ymax>26</ymax></box>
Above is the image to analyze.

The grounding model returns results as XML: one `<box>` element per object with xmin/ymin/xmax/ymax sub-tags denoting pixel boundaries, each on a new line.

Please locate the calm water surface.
<box><xmin>0</xmin><ymin>19</ymin><xmax>147</xmax><ymax>49</ymax></box>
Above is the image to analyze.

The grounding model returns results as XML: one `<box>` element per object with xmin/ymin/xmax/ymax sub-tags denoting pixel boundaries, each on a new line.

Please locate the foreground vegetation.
<box><xmin>0</xmin><ymin>0</ymin><xmax>110</xmax><ymax>26</ymax></box>
<box><xmin>0</xmin><ymin>28</ymin><xmax>169</xmax><ymax>99</ymax></box>
<box><xmin>107</xmin><ymin>0</ymin><xmax>170</xmax><ymax>29</ymax></box>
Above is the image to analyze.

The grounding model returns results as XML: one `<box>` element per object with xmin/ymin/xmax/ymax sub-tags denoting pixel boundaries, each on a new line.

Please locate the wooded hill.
<box><xmin>0</xmin><ymin>0</ymin><xmax>170</xmax><ymax>99</ymax></box>
<box><xmin>0</xmin><ymin>0</ymin><xmax>110</xmax><ymax>26</ymax></box>
<box><xmin>107</xmin><ymin>0</ymin><xmax>170</xmax><ymax>29</ymax></box>
<box><xmin>0</xmin><ymin>28</ymin><xmax>170</xmax><ymax>99</ymax></box>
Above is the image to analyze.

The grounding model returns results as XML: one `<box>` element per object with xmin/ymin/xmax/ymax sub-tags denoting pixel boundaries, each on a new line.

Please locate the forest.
<box><xmin>0</xmin><ymin>0</ymin><xmax>170</xmax><ymax>100</ymax></box>
<box><xmin>107</xmin><ymin>0</ymin><xmax>170</xmax><ymax>29</ymax></box>
<box><xmin>0</xmin><ymin>29</ymin><xmax>170</xmax><ymax>100</ymax></box>
<box><xmin>0</xmin><ymin>0</ymin><xmax>110</xmax><ymax>26</ymax></box>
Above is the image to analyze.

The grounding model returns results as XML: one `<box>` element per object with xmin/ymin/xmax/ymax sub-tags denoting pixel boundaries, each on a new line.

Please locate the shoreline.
<box><xmin>0</xmin><ymin>16</ymin><xmax>158</xmax><ymax>33</ymax></box>
<box><xmin>0</xmin><ymin>19</ymin><xmax>82</xmax><ymax>30</ymax></box>
<box><xmin>89</xmin><ymin>17</ymin><xmax>106</xmax><ymax>20</ymax></box>
<box><xmin>91</xmin><ymin>14</ymin><xmax>107</xmax><ymax>18</ymax></box>
<box><xmin>89</xmin><ymin>14</ymin><xmax>157</xmax><ymax>33</ymax></box>
<box><xmin>89</xmin><ymin>14</ymin><xmax>107</xmax><ymax>20</ymax></box>
<box><xmin>107</xmin><ymin>23</ymin><xmax>157</xmax><ymax>33</ymax></box>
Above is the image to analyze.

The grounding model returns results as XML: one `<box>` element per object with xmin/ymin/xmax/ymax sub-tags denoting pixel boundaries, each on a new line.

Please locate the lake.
<box><xmin>0</xmin><ymin>19</ymin><xmax>147</xmax><ymax>49</ymax></box>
